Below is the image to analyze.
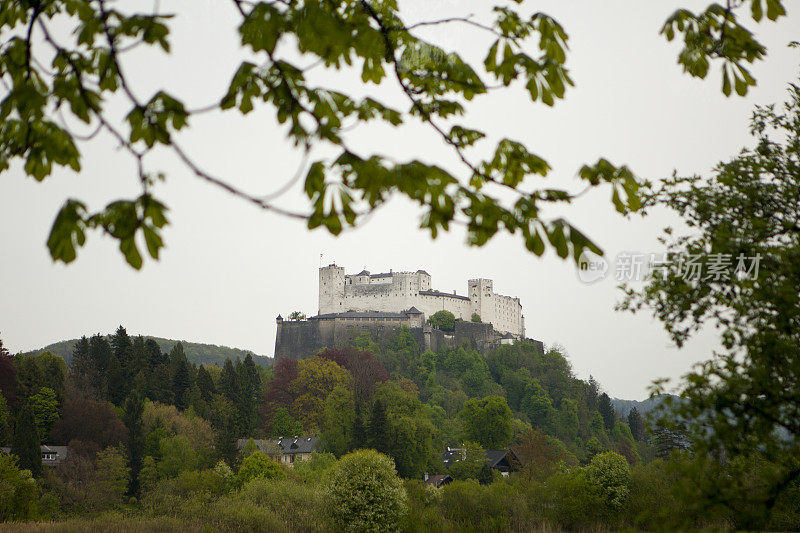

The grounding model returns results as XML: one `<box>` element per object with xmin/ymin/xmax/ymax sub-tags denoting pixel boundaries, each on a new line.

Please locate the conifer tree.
<box><xmin>598</xmin><ymin>393</ymin><xmax>616</xmax><ymax>432</ymax></box>
<box><xmin>122</xmin><ymin>393</ymin><xmax>145</xmax><ymax>497</ymax></box>
<box><xmin>352</xmin><ymin>402</ymin><xmax>366</xmax><ymax>449</ymax></box>
<box><xmin>172</xmin><ymin>360</ymin><xmax>191</xmax><ymax>410</ymax></box>
<box><xmin>219</xmin><ymin>359</ymin><xmax>240</xmax><ymax>406</ymax></box>
<box><xmin>11</xmin><ymin>401</ymin><xmax>41</xmax><ymax>477</ymax></box>
<box><xmin>368</xmin><ymin>400</ymin><xmax>389</xmax><ymax>454</ymax></box>
<box><xmin>196</xmin><ymin>366</ymin><xmax>216</xmax><ymax>403</ymax></box>
<box><xmin>106</xmin><ymin>352</ymin><xmax>127</xmax><ymax>406</ymax></box>
<box><xmin>627</xmin><ymin>407</ymin><xmax>646</xmax><ymax>442</ymax></box>
<box><xmin>148</xmin><ymin>364</ymin><xmax>173</xmax><ymax>405</ymax></box>
<box><xmin>111</xmin><ymin>326</ymin><xmax>133</xmax><ymax>375</ymax></box>
<box><xmin>0</xmin><ymin>394</ymin><xmax>11</xmax><ymax>446</ymax></box>
<box><xmin>145</xmin><ymin>339</ymin><xmax>167</xmax><ymax>369</ymax></box>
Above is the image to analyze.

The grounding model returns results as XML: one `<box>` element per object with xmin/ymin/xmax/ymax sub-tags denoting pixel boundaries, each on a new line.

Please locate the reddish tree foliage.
<box><xmin>318</xmin><ymin>347</ymin><xmax>388</xmax><ymax>403</ymax></box>
<box><xmin>512</xmin><ymin>429</ymin><xmax>574</xmax><ymax>482</ymax></box>
<box><xmin>260</xmin><ymin>358</ymin><xmax>298</xmax><ymax>433</ymax></box>
<box><xmin>51</xmin><ymin>398</ymin><xmax>128</xmax><ymax>449</ymax></box>
<box><xmin>614</xmin><ymin>441</ymin><xmax>638</xmax><ymax>465</ymax></box>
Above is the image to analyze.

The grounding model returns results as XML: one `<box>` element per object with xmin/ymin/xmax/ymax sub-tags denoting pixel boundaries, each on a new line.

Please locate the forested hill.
<box><xmin>18</xmin><ymin>336</ymin><xmax>273</xmax><ymax>369</ymax></box>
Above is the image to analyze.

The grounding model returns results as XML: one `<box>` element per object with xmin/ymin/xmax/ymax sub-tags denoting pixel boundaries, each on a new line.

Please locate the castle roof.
<box><xmin>406</xmin><ymin>306</ymin><xmax>423</xmax><ymax>315</ymax></box>
<box><xmin>314</xmin><ymin>310</ymin><xmax>416</xmax><ymax>320</ymax></box>
<box><xmin>419</xmin><ymin>290</ymin><xmax>471</xmax><ymax>301</ymax></box>
<box><xmin>355</xmin><ymin>270</ymin><xmax>370</xmax><ymax>276</ymax></box>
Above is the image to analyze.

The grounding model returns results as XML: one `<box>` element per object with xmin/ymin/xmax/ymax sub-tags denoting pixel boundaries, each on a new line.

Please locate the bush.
<box><xmin>328</xmin><ymin>449</ymin><xmax>408</xmax><ymax>532</ymax></box>
<box><xmin>0</xmin><ymin>454</ymin><xmax>39</xmax><ymax>521</ymax></box>
<box><xmin>239</xmin><ymin>477</ymin><xmax>332</xmax><ymax>531</ymax></box>
<box><xmin>237</xmin><ymin>452</ymin><xmax>285</xmax><ymax>486</ymax></box>
<box><xmin>546</xmin><ymin>469</ymin><xmax>605</xmax><ymax>530</ymax></box>
<box><xmin>291</xmin><ymin>451</ymin><xmax>336</xmax><ymax>483</ymax></box>
<box><xmin>142</xmin><ymin>469</ymin><xmax>230</xmax><ymax>516</ymax></box>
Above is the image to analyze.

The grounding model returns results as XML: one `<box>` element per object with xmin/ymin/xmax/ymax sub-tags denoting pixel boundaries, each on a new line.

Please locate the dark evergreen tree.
<box><xmin>122</xmin><ymin>393</ymin><xmax>145</xmax><ymax>497</ymax></box>
<box><xmin>627</xmin><ymin>407</ymin><xmax>646</xmax><ymax>442</ymax></box>
<box><xmin>129</xmin><ymin>337</ymin><xmax>150</xmax><ymax>382</ymax></box>
<box><xmin>172</xmin><ymin>359</ymin><xmax>191</xmax><ymax>410</ymax></box>
<box><xmin>168</xmin><ymin>342</ymin><xmax>187</xmax><ymax>375</ymax></box>
<box><xmin>215</xmin><ymin>415</ymin><xmax>239</xmax><ymax>466</ymax></box>
<box><xmin>0</xmin><ymin>345</ymin><xmax>16</xmax><ymax>404</ymax></box>
<box><xmin>219</xmin><ymin>359</ymin><xmax>240</xmax><ymax>406</ymax></box>
<box><xmin>89</xmin><ymin>334</ymin><xmax>113</xmax><ymax>374</ymax></box>
<box><xmin>11</xmin><ymin>401</ymin><xmax>41</xmax><ymax>477</ymax></box>
<box><xmin>585</xmin><ymin>375</ymin><xmax>600</xmax><ymax>412</ymax></box>
<box><xmin>145</xmin><ymin>339</ymin><xmax>167</xmax><ymax>369</ymax></box>
<box><xmin>196</xmin><ymin>365</ymin><xmax>216</xmax><ymax>403</ymax></box>
<box><xmin>69</xmin><ymin>336</ymin><xmax>92</xmax><ymax>375</ymax></box>
<box><xmin>352</xmin><ymin>402</ymin><xmax>366</xmax><ymax>449</ymax></box>
<box><xmin>149</xmin><ymin>364</ymin><xmax>173</xmax><ymax>404</ymax></box>
<box><xmin>111</xmin><ymin>326</ymin><xmax>133</xmax><ymax>372</ymax></box>
<box><xmin>237</xmin><ymin>355</ymin><xmax>261</xmax><ymax>435</ymax></box>
<box><xmin>598</xmin><ymin>392</ymin><xmax>616</xmax><ymax>431</ymax></box>
<box><xmin>477</xmin><ymin>463</ymin><xmax>494</xmax><ymax>485</ymax></box>
<box><xmin>106</xmin><ymin>352</ymin><xmax>127</xmax><ymax>406</ymax></box>
<box><xmin>368</xmin><ymin>399</ymin><xmax>390</xmax><ymax>454</ymax></box>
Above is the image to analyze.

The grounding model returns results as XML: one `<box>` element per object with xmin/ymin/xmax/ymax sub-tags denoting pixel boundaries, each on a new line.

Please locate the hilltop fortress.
<box><xmin>319</xmin><ymin>265</ymin><xmax>525</xmax><ymax>337</ymax></box>
<box><xmin>274</xmin><ymin>265</ymin><xmax>539</xmax><ymax>360</ymax></box>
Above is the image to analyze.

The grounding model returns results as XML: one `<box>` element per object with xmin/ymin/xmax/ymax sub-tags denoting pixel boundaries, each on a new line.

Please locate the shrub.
<box><xmin>585</xmin><ymin>451</ymin><xmax>632</xmax><ymax>512</ymax></box>
<box><xmin>239</xmin><ymin>477</ymin><xmax>332</xmax><ymax>531</ymax></box>
<box><xmin>0</xmin><ymin>454</ymin><xmax>39</xmax><ymax>521</ymax></box>
<box><xmin>237</xmin><ymin>452</ymin><xmax>285</xmax><ymax>486</ymax></box>
<box><xmin>328</xmin><ymin>449</ymin><xmax>408</xmax><ymax>532</ymax></box>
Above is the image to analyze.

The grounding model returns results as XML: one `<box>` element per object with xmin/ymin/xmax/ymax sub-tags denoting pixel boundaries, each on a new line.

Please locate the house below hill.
<box><xmin>236</xmin><ymin>437</ymin><xmax>318</xmax><ymax>466</ymax></box>
<box><xmin>1</xmin><ymin>445</ymin><xmax>69</xmax><ymax>466</ymax></box>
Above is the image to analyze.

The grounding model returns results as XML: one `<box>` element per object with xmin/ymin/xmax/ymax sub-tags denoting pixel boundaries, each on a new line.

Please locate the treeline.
<box><xmin>1</xmin><ymin>328</ymin><xmax>799</xmax><ymax>530</ymax></box>
<box><xmin>19</xmin><ymin>335</ymin><xmax>271</xmax><ymax>369</ymax></box>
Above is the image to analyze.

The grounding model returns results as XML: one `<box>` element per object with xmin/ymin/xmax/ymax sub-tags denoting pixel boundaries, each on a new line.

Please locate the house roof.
<box><xmin>406</xmin><ymin>306</ymin><xmax>423</xmax><ymax>315</ymax></box>
<box><xmin>1</xmin><ymin>445</ymin><xmax>69</xmax><ymax>464</ymax></box>
<box><xmin>237</xmin><ymin>437</ymin><xmax>318</xmax><ymax>455</ymax></box>
<box><xmin>441</xmin><ymin>448</ymin><xmax>519</xmax><ymax>471</ymax></box>
<box><xmin>425</xmin><ymin>474</ymin><xmax>452</xmax><ymax>487</ymax></box>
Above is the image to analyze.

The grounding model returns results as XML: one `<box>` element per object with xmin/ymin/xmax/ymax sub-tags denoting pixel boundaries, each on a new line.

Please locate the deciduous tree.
<box><xmin>459</xmin><ymin>396</ymin><xmax>513</xmax><ymax>450</ymax></box>
<box><xmin>2</xmin><ymin>0</ymin><xmax>784</xmax><ymax>269</ymax></box>
<box><xmin>328</xmin><ymin>450</ymin><xmax>408</xmax><ymax>532</ymax></box>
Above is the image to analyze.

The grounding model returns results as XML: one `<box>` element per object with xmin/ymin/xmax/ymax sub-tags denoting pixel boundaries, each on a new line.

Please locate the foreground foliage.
<box><xmin>0</xmin><ymin>1</ymin><xmax>786</xmax><ymax>267</ymax></box>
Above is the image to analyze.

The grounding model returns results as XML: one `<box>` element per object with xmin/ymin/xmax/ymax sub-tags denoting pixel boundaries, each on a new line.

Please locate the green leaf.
<box><xmin>47</xmin><ymin>200</ymin><xmax>87</xmax><ymax>264</ymax></box>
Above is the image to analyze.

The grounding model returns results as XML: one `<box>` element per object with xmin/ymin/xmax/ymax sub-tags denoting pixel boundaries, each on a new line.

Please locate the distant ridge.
<box><xmin>611</xmin><ymin>395</ymin><xmax>675</xmax><ymax>417</ymax></box>
<box><xmin>18</xmin><ymin>336</ymin><xmax>273</xmax><ymax>369</ymax></box>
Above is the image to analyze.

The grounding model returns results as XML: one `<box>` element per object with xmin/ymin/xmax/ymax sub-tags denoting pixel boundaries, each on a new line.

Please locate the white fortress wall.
<box><xmin>318</xmin><ymin>265</ymin><xmax>525</xmax><ymax>336</ymax></box>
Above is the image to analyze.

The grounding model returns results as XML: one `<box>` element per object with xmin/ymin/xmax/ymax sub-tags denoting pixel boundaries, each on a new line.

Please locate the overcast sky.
<box><xmin>1</xmin><ymin>0</ymin><xmax>798</xmax><ymax>400</ymax></box>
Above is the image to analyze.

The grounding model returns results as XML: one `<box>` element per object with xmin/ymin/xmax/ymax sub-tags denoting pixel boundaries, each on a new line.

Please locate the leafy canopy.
<box><xmin>619</xmin><ymin>80</ymin><xmax>800</xmax><ymax>522</ymax></box>
<box><xmin>0</xmin><ymin>0</ymin><xmax>785</xmax><ymax>268</ymax></box>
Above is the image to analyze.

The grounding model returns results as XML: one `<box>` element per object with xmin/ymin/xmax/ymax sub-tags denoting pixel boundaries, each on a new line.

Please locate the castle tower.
<box><xmin>319</xmin><ymin>264</ymin><xmax>345</xmax><ymax>314</ymax></box>
<box><xmin>468</xmin><ymin>278</ymin><xmax>494</xmax><ymax>323</ymax></box>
